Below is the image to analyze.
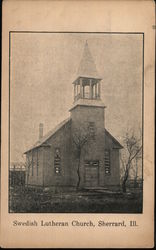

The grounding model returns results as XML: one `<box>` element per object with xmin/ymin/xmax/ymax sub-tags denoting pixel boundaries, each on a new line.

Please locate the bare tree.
<box><xmin>72</xmin><ymin>126</ymin><xmax>91</xmax><ymax>189</ymax></box>
<box><xmin>131</xmin><ymin>154</ymin><xmax>142</xmax><ymax>188</ymax></box>
<box><xmin>120</xmin><ymin>130</ymin><xmax>142</xmax><ymax>193</ymax></box>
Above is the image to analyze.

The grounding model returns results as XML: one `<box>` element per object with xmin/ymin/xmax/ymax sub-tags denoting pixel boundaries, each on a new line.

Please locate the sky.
<box><xmin>10</xmin><ymin>33</ymin><xmax>143</xmax><ymax>163</ymax></box>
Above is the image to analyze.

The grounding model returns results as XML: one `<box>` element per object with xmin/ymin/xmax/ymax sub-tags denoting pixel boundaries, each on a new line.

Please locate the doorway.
<box><xmin>84</xmin><ymin>160</ymin><xmax>99</xmax><ymax>187</ymax></box>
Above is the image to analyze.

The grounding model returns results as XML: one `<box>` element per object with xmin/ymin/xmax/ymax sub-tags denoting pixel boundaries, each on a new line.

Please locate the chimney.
<box><xmin>39</xmin><ymin>123</ymin><xmax>43</xmax><ymax>140</ymax></box>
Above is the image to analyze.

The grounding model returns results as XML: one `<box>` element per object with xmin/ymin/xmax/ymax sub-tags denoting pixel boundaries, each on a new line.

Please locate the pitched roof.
<box><xmin>105</xmin><ymin>129</ymin><xmax>123</xmax><ymax>149</ymax></box>
<box><xmin>24</xmin><ymin>118</ymin><xmax>71</xmax><ymax>154</ymax></box>
<box><xmin>24</xmin><ymin>118</ymin><xmax>123</xmax><ymax>154</ymax></box>
<box><xmin>77</xmin><ymin>41</ymin><xmax>101</xmax><ymax>79</ymax></box>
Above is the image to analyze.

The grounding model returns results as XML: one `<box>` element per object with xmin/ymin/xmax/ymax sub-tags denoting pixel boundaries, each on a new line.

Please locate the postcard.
<box><xmin>1</xmin><ymin>0</ymin><xmax>155</xmax><ymax>248</ymax></box>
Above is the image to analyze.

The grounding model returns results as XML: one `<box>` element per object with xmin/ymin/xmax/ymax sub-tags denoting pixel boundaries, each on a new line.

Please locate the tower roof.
<box><xmin>77</xmin><ymin>41</ymin><xmax>101</xmax><ymax>79</ymax></box>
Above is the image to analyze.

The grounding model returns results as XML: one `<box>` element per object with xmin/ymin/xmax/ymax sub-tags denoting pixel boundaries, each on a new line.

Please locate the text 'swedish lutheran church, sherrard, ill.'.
<box><xmin>24</xmin><ymin>42</ymin><xmax>123</xmax><ymax>191</ymax></box>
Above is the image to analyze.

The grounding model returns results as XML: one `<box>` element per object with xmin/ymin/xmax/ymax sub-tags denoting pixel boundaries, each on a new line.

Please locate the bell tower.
<box><xmin>70</xmin><ymin>40</ymin><xmax>106</xmax><ymax>136</ymax></box>
<box><xmin>70</xmin><ymin>41</ymin><xmax>106</xmax><ymax>188</ymax></box>
<box><xmin>70</xmin><ymin>41</ymin><xmax>105</xmax><ymax>112</ymax></box>
<box><xmin>72</xmin><ymin>41</ymin><xmax>102</xmax><ymax>103</ymax></box>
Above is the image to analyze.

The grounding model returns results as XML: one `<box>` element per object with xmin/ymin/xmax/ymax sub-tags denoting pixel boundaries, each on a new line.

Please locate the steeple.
<box><xmin>77</xmin><ymin>41</ymin><xmax>100</xmax><ymax>79</ymax></box>
<box><xmin>72</xmin><ymin>41</ymin><xmax>102</xmax><ymax>103</ymax></box>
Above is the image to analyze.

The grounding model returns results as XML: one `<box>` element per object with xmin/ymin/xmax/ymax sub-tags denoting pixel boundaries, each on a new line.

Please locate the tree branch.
<box><xmin>129</xmin><ymin>146</ymin><xmax>142</xmax><ymax>165</ymax></box>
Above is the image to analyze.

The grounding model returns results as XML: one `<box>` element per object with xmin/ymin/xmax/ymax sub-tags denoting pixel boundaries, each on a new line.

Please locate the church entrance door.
<box><xmin>84</xmin><ymin>160</ymin><xmax>99</xmax><ymax>187</ymax></box>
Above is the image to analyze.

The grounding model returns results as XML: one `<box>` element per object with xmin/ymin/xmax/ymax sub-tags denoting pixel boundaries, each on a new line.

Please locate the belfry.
<box><xmin>73</xmin><ymin>41</ymin><xmax>102</xmax><ymax>101</ymax></box>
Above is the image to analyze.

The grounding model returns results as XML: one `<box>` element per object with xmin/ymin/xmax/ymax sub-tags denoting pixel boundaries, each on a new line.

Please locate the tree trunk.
<box><xmin>134</xmin><ymin>158</ymin><xmax>138</xmax><ymax>188</ymax></box>
<box><xmin>77</xmin><ymin>167</ymin><xmax>80</xmax><ymax>190</ymax></box>
<box><xmin>76</xmin><ymin>151</ymin><xmax>81</xmax><ymax>190</ymax></box>
<box><xmin>122</xmin><ymin>180</ymin><xmax>127</xmax><ymax>193</ymax></box>
<box><xmin>134</xmin><ymin>177</ymin><xmax>138</xmax><ymax>188</ymax></box>
<box><xmin>122</xmin><ymin>168</ymin><xmax>129</xmax><ymax>193</ymax></box>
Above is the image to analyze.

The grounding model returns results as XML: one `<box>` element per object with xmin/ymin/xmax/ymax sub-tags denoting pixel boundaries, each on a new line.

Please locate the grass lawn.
<box><xmin>9</xmin><ymin>186</ymin><xmax>143</xmax><ymax>213</ymax></box>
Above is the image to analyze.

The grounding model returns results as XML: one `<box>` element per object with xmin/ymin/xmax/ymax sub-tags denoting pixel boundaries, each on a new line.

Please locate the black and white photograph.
<box><xmin>9</xmin><ymin>32</ymin><xmax>143</xmax><ymax>213</ymax></box>
<box><xmin>1</xmin><ymin>0</ymin><xmax>155</xmax><ymax>248</ymax></box>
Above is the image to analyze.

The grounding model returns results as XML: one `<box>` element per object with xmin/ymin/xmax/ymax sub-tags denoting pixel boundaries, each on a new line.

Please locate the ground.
<box><xmin>9</xmin><ymin>186</ymin><xmax>143</xmax><ymax>213</ymax></box>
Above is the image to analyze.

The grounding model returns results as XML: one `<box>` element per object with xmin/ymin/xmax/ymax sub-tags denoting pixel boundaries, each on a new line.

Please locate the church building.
<box><xmin>24</xmin><ymin>42</ymin><xmax>123</xmax><ymax>190</ymax></box>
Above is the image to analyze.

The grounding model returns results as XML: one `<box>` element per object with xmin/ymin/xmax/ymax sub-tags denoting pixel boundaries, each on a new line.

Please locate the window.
<box><xmin>84</xmin><ymin>160</ymin><xmax>99</xmax><ymax>167</ymax></box>
<box><xmin>54</xmin><ymin>148</ymin><xmax>61</xmax><ymax>175</ymax></box>
<box><xmin>88</xmin><ymin>122</ymin><xmax>95</xmax><ymax>139</ymax></box>
<box><xmin>105</xmin><ymin>150</ymin><xmax>111</xmax><ymax>175</ymax></box>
